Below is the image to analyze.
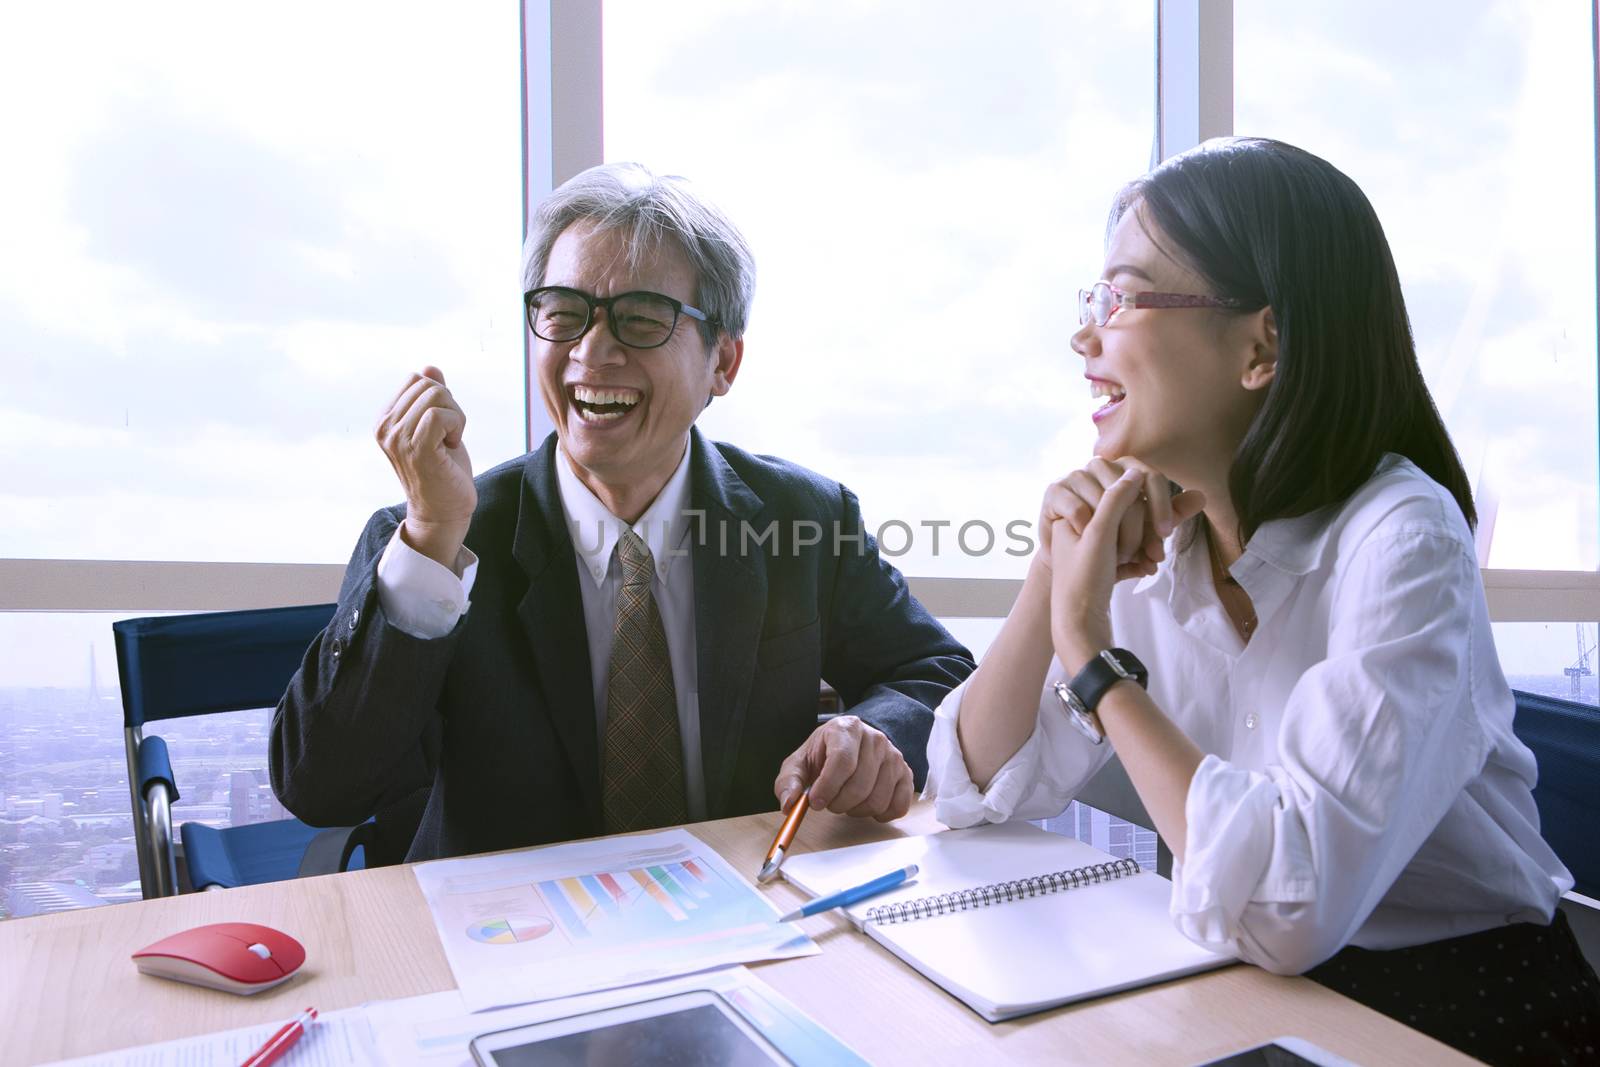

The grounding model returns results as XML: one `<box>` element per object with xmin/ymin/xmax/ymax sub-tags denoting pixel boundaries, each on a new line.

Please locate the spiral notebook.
<box><xmin>780</xmin><ymin>821</ymin><xmax>1233</xmax><ymax>1022</ymax></box>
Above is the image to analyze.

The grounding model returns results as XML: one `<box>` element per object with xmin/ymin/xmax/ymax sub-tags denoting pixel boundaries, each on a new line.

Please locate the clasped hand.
<box><xmin>1038</xmin><ymin>459</ymin><xmax>1205</xmax><ymax>671</ymax></box>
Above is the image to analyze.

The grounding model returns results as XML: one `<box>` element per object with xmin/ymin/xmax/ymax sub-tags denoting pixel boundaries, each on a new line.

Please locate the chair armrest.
<box><xmin>817</xmin><ymin>682</ymin><xmax>842</xmax><ymax>725</ymax></box>
<box><xmin>1558</xmin><ymin>891</ymin><xmax>1600</xmax><ymax>974</ymax></box>
<box><xmin>1563</xmin><ymin>890</ymin><xmax>1600</xmax><ymax>913</ymax></box>
<box><xmin>134</xmin><ymin>735</ymin><xmax>180</xmax><ymax>897</ymax></box>
<box><xmin>296</xmin><ymin>825</ymin><xmax>363</xmax><ymax>877</ymax></box>
<box><xmin>135</xmin><ymin>735</ymin><xmax>180</xmax><ymax>803</ymax></box>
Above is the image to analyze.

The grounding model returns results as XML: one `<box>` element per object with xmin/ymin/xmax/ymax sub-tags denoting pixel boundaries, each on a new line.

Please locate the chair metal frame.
<box><xmin>122</xmin><ymin>724</ymin><xmax>176</xmax><ymax>897</ymax></box>
<box><xmin>113</xmin><ymin>603</ymin><xmax>350</xmax><ymax>897</ymax></box>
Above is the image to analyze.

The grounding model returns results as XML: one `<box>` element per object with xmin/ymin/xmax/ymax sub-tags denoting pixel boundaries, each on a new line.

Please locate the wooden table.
<box><xmin>0</xmin><ymin>803</ymin><xmax>1472</xmax><ymax>1066</ymax></box>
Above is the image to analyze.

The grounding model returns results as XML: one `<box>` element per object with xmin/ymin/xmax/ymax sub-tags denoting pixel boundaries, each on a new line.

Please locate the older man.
<box><xmin>270</xmin><ymin>162</ymin><xmax>974</xmax><ymax>862</ymax></box>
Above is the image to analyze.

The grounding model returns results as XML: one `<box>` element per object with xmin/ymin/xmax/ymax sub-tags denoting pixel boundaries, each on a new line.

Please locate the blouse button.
<box><xmin>1244</xmin><ymin>713</ymin><xmax>1258</xmax><ymax>730</ymax></box>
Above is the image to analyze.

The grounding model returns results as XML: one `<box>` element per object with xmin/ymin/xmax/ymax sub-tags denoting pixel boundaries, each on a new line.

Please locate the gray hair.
<box><xmin>521</xmin><ymin>162</ymin><xmax>756</xmax><ymax>343</ymax></box>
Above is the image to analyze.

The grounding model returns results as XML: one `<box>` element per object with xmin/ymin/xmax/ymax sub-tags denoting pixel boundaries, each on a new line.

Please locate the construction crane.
<box><xmin>1564</xmin><ymin>623</ymin><xmax>1596</xmax><ymax>701</ymax></box>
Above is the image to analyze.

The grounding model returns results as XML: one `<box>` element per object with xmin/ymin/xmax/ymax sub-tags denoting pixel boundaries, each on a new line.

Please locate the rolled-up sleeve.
<box><xmin>925</xmin><ymin>658</ymin><xmax>1113</xmax><ymax>827</ymax></box>
<box><xmin>1170</xmin><ymin>532</ymin><xmax>1490</xmax><ymax>974</ymax></box>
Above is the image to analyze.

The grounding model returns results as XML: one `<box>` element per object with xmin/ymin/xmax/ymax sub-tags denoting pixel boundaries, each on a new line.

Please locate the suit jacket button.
<box><xmin>331</xmin><ymin>637</ymin><xmax>344</xmax><ymax>663</ymax></box>
<box><xmin>347</xmin><ymin>609</ymin><xmax>360</xmax><ymax>632</ymax></box>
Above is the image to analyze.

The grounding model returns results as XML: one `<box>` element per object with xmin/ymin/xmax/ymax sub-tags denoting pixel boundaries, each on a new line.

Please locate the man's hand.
<box><xmin>375</xmin><ymin>366</ymin><xmax>476</xmax><ymax>569</ymax></box>
<box><xmin>773</xmin><ymin>715</ymin><xmax>914</xmax><ymax>822</ymax></box>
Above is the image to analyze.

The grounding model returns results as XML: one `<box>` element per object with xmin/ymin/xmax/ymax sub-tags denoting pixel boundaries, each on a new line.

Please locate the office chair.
<box><xmin>1075</xmin><ymin>692</ymin><xmax>1599</xmax><ymax>899</ymax></box>
<box><xmin>1057</xmin><ymin>756</ymin><xmax>1174</xmax><ymax>878</ymax></box>
<box><xmin>1511</xmin><ymin>688</ymin><xmax>1600</xmax><ymax>969</ymax></box>
<box><xmin>113</xmin><ymin>604</ymin><xmax>367</xmax><ymax>897</ymax></box>
<box><xmin>1037</xmin><ymin>691</ymin><xmax>1598</xmax><ymax>968</ymax></box>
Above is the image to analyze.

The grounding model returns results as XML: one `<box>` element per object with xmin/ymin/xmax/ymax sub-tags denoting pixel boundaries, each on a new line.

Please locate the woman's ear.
<box><xmin>1241</xmin><ymin>306</ymin><xmax>1278</xmax><ymax>392</ymax></box>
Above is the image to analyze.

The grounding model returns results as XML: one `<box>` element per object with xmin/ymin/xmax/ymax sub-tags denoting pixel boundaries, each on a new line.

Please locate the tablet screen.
<box><xmin>1201</xmin><ymin>1040</ymin><xmax>1342</xmax><ymax>1066</ymax></box>
<box><xmin>479</xmin><ymin>999</ymin><xmax>787</xmax><ymax>1066</ymax></box>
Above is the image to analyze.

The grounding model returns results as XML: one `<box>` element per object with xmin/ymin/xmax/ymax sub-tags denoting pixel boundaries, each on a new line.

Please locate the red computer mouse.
<box><xmin>132</xmin><ymin>921</ymin><xmax>307</xmax><ymax>994</ymax></box>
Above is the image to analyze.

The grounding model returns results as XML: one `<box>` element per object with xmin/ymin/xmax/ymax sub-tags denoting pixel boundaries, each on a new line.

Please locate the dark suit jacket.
<box><xmin>270</xmin><ymin>429</ymin><xmax>974</xmax><ymax>862</ymax></box>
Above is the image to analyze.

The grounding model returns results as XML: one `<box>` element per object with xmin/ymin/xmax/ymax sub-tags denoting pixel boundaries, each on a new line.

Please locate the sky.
<box><xmin>0</xmin><ymin>1</ymin><xmax>527</xmax><ymax>565</ymax></box>
<box><xmin>1</xmin><ymin>0</ymin><xmax>1596</xmax><ymax>686</ymax></box>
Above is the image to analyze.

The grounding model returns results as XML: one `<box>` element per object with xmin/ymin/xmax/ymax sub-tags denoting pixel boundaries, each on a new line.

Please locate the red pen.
<box><xmin>240</xmin><ymin>1007</ymin><xmax>317</xmax><ymax>1067</ymax></box>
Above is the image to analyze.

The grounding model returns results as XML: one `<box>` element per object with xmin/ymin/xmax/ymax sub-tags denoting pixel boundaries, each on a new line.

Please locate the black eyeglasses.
<box><xmin>524</xmin><ymin>285</ymin><xmax>717</xmax><ymax>349</ymax></box>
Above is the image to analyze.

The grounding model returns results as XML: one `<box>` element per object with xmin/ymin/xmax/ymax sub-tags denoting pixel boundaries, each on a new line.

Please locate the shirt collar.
<box><xmin>1130</xmin><ymin>459</ymin><xmax>1373</xmax><ymax>624</ymax></box>
<box><xmin>1133</xmin><ymin>455</ymin><xmax>1411</xmax><ymax>652</ymax></box>
<box><xmin>555</xmin><ymin>439</ymin><xmax>695</xmax><ymax>588</ymax></box>
<box><xmin>1132</xmin><ymin>521</ymin><xmax>1203</xmax><ymax>609</ymax></box>
<box><xmin>1233</xmin><ymin>453</ymin><xmax>1407</xmax><ymax>582</ymax></box>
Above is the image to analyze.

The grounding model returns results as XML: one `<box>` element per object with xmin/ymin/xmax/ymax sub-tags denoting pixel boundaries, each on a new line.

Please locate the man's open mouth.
<box><xmin>569</xmin><ymin>384</ymin><xmax>641</xmax><ymax>423</ymax></box>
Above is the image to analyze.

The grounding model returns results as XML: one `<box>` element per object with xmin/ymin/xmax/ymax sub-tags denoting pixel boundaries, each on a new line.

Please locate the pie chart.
<box><xmin>466</xmin><ymin>915</ymin><xmax>554</xmax><ymax>945</ymax></box>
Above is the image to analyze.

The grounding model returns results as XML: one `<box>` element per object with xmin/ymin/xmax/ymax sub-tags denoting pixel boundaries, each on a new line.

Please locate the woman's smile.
<box><xmin>1088</xmin><ymin>374</ymin><xmax>1127</xmax><ymax>423</ymax></box>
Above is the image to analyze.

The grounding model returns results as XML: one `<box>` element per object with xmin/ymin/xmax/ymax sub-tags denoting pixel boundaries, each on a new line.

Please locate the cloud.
<box><xmin>69</xmin><ymin>101</ymin><xmax>465</xmax><ymax>325</ymax></box>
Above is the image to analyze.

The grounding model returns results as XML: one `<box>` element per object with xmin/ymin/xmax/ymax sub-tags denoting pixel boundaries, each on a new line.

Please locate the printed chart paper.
<box><xmin>412</xmin><ymin>829</ymin><xmax>817</xmax><ymax>1011</ymax></box>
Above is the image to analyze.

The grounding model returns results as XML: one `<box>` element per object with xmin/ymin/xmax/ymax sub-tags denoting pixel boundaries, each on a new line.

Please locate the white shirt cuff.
<box><xmin>923</xmin><ymin>678</ymin><xmax>1047</xmax><ymax>827</ymax></box>
<box><xmin>1170</xmin><ymin>754</ymin><xmax>1317</xmax><ymax>951</ymax></box>
<box><xmin>375</xmin><ymin>526</ymin><xmax>478</xmax><ymax>639</ymax></box>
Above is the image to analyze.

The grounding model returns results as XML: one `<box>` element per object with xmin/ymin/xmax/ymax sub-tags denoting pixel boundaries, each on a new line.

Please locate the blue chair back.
<box><xmin>111</xmin><ymin>604</ymin><xmax>356</xmax><ymax>897</ymax></box>
<box><xmin>1512</xmin><ymin>689</ymin><xmax>1600</xmax><ymax>899</ymax></box>
<box><xmin>114</xmin><ymin>604</ymin><xmax>336</xmax><ymax>727</ymax></box>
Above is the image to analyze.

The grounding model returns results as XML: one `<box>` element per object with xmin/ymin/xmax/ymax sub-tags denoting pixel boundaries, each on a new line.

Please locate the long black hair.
<box><xmin>1113</xmin><ymin>137</ymin><xmax>1475</xmax><ymax>541</ymax></box>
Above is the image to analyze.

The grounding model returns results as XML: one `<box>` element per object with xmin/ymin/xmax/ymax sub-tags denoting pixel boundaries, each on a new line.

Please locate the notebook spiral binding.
<box><xmin>863</xmin><ymin>856</ymin><xmax>1142</xmax><ymax>925</ymax></box>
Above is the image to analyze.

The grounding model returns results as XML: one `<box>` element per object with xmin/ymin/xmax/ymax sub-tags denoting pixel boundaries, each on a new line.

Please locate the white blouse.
<box><xmin>925</xmin><ymin>455</ymin><xmax>1572</xmax><ymax>975</ymax></box>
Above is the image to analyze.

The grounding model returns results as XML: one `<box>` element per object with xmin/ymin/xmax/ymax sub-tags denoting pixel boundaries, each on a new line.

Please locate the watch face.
<box><xmin>1053</xmin><ymin>682</ymin><xmax>1105</xmax><ymax>744</ymax></box>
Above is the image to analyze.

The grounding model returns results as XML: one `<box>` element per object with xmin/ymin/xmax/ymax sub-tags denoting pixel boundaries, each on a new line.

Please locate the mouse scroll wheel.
<box><xmin>247</xmin><ymin>943</ymin><xmax>272</xmax><ymax>960</ymax></box>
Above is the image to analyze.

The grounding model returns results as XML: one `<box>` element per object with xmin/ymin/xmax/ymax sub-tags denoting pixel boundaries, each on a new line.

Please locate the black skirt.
<box><xmin>1306</xmin><ymin>910</ymin><xmax>1600</xmax><ymax>1066</ymax></box>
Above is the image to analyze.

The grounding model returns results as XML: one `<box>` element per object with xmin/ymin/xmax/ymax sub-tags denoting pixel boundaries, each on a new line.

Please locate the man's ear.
<box><xmin>709</xmin><ymin>333</ymin><xmax>743</xmax><ymax>398</ymax></box>
<box><xmin>1241</xmin><ymin>306</ymin><xmax>1278</xmax><ymax>392</ymax></box>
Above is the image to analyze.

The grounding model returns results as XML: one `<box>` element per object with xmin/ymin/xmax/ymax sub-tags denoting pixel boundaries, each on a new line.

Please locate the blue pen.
<box><xmin>777</xmin><ymin>864</ymin><xmax>919</xmax><ymax>922</ymax></box>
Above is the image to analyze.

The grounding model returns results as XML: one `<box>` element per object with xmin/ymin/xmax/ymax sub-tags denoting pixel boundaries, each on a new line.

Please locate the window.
<box><xmin>7</xmin><ymin>2</ymin><xmax>1598</xmax><ymax>917</ymax></box>
<box><xmin>1</xmin><ymin>1</ymin><xmax>525</xmax><ymax>912</ymax></box>
<box><xmin>0</xmin><ymin>608</ymin><xmax>292</xmax><ymax>915</ymax></box>
<box><xmin>0</xmin><ymin>2</ymin><xmax>526</xmax><ymax>564</ymax></box>
<box><xmin>1494</xmin><ymin>622</ymin><xmax>1599</xmax><ymax>707</ymax></box>
<box><xmin>602</xmin><ymin>1</ymin><xmax>1159</xmax><ymax>578</ymax></box>
<box><xmin>1234</xmin><ymin>0</ymin><xmax>1599</xmax><ymax>572</ymax></box>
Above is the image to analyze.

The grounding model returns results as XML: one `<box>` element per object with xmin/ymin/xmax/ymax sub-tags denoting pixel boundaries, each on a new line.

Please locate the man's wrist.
<box><xmin>400</xmin><ymin>516</ymin><xmax>470</xmax><ymax>573</ymax></box>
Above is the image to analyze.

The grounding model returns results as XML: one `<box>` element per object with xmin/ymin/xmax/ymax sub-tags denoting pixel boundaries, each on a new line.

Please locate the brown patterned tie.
<box><xmin>601</xmin><ymin>530</ymin><xmax>688</xmax><ymax>833</ymax></box>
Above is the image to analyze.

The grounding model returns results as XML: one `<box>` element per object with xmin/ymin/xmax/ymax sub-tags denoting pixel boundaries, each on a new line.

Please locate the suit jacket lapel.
<box><xmin>511</xmin><ymin>434</ymin><xmax>602</xmax><ymax>829</ymax></box>
<box><xmin>688</xmin><ymin>429</ymin><xmax>767</xmax><ymax>815</ymax></box>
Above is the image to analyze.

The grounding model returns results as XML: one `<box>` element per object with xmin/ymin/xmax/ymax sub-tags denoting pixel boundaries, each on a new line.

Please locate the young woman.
<box><xmin>926</xmin><ymin>138</ymin><xmax>1597</xmax><ymax>1065</ymax></box>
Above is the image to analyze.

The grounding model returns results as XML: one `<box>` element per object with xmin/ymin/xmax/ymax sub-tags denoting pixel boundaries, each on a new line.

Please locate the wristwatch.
<box><xmin>1052</xmin><ymin>648</ymin><xmax>1149</xmax><ymax>745</ymax></box>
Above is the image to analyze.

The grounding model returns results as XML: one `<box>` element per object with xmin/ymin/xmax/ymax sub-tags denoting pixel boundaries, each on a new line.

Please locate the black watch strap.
<box><xmin>1068</xmin><ymin>648</ymin><xmax>1149</xmax><ymax>714</ymax></box>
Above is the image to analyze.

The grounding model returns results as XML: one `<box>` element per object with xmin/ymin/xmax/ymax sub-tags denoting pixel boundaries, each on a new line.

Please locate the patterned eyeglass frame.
<box><xmin>1078</xmin><ymin>280</ymin><xmax>1247</xmax><ymax>327</ymax></box>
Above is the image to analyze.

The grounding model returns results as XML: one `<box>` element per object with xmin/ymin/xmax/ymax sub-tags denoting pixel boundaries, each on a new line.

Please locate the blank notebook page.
<box><xmin>782</xmin><ymin>821</ymin><xmax>1232</xmax><ymax>1021</ymax></box>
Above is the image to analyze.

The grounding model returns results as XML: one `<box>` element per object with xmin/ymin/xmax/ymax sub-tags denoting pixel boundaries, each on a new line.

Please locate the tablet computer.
<box><xmin>1199</xmin><ymin>1036</ymin><xmax>1355</xmax><ymax>1066</ymax></box>
<box><xmin>469</xmin><ymin>989</ymin><xmax>791</xmax><ymax>1066</ymax></box>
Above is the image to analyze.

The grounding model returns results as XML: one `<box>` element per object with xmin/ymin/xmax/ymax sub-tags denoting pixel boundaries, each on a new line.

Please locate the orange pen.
<box><xmin>757</xmin><ymin>788</ymin><xmax>810</xmax><ymax>883</ymax></box>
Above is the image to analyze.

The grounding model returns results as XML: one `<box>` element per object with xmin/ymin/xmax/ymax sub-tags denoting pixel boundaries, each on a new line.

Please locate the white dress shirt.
<box><xmin>925</xmin><ymin>454</ymin><xmax>1572</xmax><ymax>975</ymax></box>
<box><xmin>375</xmin><ymin>441</ymin><xmax>709</xmax><ymax>820</ymax></box>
